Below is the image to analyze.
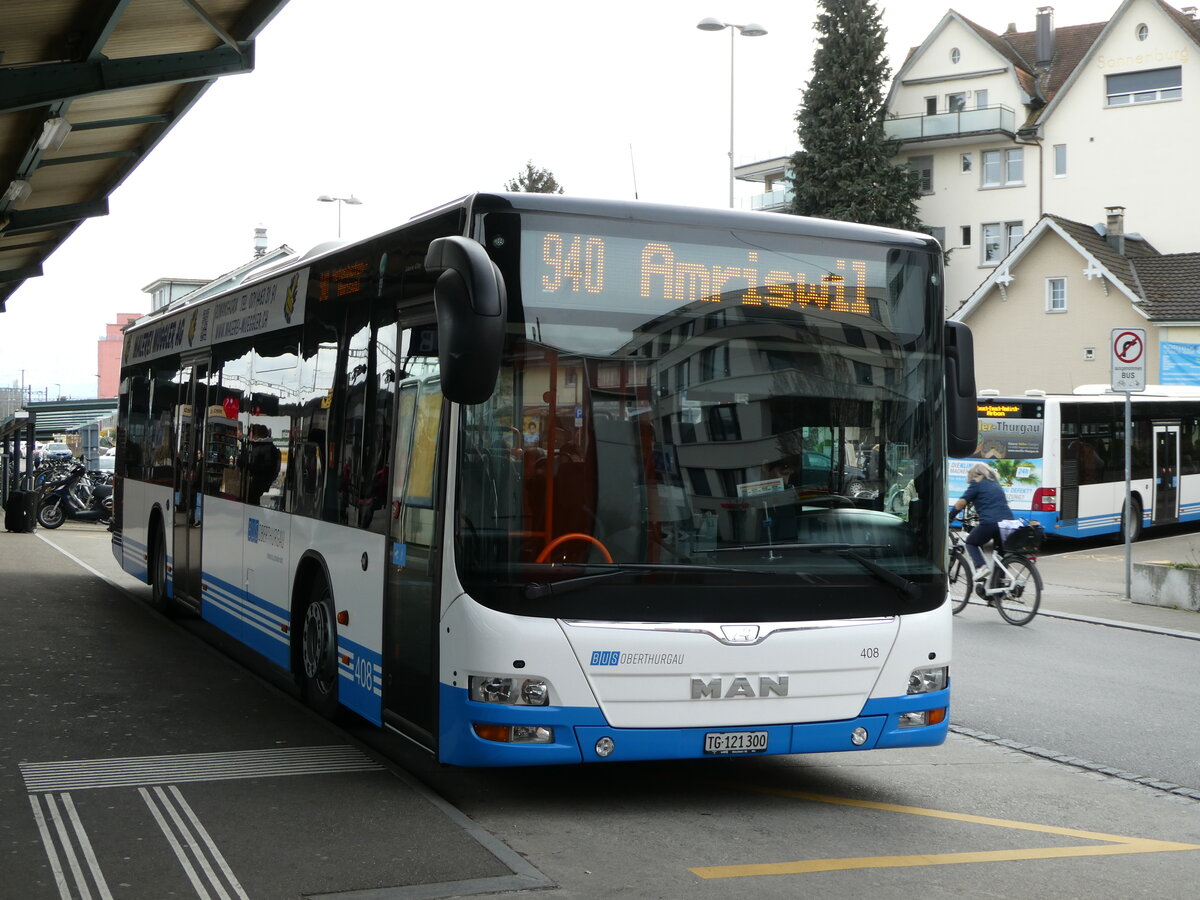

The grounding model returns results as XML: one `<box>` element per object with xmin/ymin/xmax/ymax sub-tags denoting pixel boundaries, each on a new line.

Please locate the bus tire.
<box><xmin>148</xmin><ymin>523</ymin><xmax>173</xmax><ymax>615</ymax></box>
<box><xmin>300</xmin><ymin>579</ymin><xmax>340</xmax><ymax>718</ymax></box>
<box><xmin>1118</xmin><ymin>496</ymin><xmax>1143</xmax><ymax>543</ymax></box>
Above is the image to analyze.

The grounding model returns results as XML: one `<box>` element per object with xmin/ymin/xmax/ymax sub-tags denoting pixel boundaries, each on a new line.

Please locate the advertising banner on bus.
<box><xmin>949</xmin><ymin>400</ymin><xmax>1045</xmax><ymax>508</ymax></box>
<box><xmin>123</xmin><ymin>270</ymin><xmax>309</xmax><ymax>366</ymax></box>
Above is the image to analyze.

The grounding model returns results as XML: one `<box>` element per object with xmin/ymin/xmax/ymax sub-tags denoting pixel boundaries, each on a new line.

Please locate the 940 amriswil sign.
<box><xmin>1111</xmin><ymin>328</ymin><xmax>1146</xmax><ymax>392</ymax></box>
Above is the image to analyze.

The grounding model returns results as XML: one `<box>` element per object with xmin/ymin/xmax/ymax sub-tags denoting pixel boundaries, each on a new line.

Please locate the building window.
<box><xmin>960</xmin><ymin>153</ymin><xmax>972</xmax><ymax>173</ymax></box>
<box><xmin>961</xmin><ymin>226</ymin><xmax>972</xmax><ymax>247</ymax></box>
<box><xmin>1047</xmin><ymin>277</ymin><xmax>1067</xmax><ymax>312</ymax></box>
<box><xmin>908</xmin><ymin>155</ymin><xmax>933</xmax><ymax>194</ymax></box>
<box><xmin>950</xmin><ymin>47</ymin><xmax>961</xmax><ymax>64</ymax></box>
<box><xmin>982</xmin><ymin>221</ymin><xmax>1023</xmax><ymax>264</ymax></box>
<box><xmin>1136</xmin><ymin>23</ymin><xmax>1149</xmax><ymax>41</ymax></box>
<box><xmin>947</xmin><ymin>92</ymin><xmax>967</xmax><ymax>112</ymax></box>
<box><xmin>928</xmin><ymin>226</ymin><xmax>946</xmax><ymax>249</ymax></box>
<box><xmin>975</xmin><ymin>89</ymin><xmax>988</xmax><ymax>108</ymax></box>
<box><xmin>981</xmin><ymin>148</ymin><xmax>1023</xmax><ymax>187</ymax></box>
<box><xmin>1054</xmin><ymin>144</ymin><xmax>1067</xmax><ymax>177</ymax></box>
<box><xmin>925</xmin><ymin>96</ymin><xmax>937</xmax><ymax>115</ymax></box>
<box><xmin>1106</xmin><ymin>67</ymin><xmax>1181</xmax><ymax>105</ymax></box>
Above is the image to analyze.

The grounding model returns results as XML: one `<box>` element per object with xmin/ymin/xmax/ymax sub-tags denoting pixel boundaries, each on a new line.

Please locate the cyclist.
<box><xmin>950</xmin><ymin>462</ymin><xmax>1013</xmax><ymax>582</ymax></box>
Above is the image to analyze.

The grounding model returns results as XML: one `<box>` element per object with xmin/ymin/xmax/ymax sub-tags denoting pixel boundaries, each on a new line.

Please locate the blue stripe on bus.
<box><xmin>200</xmin><ymin>570</ymin><xmax>290</xmax><ymax>669</ymax></box>
<box><xmin>335</xmin><ymin>634</ymin><xmax>383</xmax><ymax>725</ymax></box>
<box><xmin>436</xmin><ymin>684</ymin><xmax>950</xmax><ymax>766</ymax></box>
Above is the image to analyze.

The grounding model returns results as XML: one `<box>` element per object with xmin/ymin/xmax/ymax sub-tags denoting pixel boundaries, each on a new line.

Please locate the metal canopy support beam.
<box><xmin>36</xmin><ymin>149</ymin><xmax>140</xmax><ymax>168</ymax></box>
<box><xmin>1</xmin><ymin>200</ymin><xmax>110</xmax><ymax>236</ymax></box>
<box><xmin>0</xmin><ymin>265</ymin><xmax>44</xmax><ymax>283</ymax></box>
<box><xmin>0</xmin><ymin>44</ymin><xmax>255</xmax><ymax>114</ymax></box>
<box><xmin>71</xmin><ymin>114</ymin><xmax>172</xmax><ymax>131</ymax></box>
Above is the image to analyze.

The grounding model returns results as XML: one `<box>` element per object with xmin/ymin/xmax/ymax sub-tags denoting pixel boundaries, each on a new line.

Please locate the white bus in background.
<box><xmin>112</xmin><ymin>193</ymin><xmax>976</xmax><ymax>766</ymax></box>
<box><xmin>950</xmin><ymin>385</ymin><xmax>1200</xmax><ymax>541</ymax></box>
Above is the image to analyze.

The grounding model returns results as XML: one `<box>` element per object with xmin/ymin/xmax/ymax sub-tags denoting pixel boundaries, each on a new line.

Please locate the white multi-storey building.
<box><xmin>885</xmin><ymin>0</ymin><xmax>1200</xmax><ymax>314</ymax></box>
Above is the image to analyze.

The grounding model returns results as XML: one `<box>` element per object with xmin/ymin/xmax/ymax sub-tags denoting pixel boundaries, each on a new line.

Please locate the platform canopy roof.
<box><xmin>0</xmin><ymin>0</ymin><xmax>291</xmax><ymax>313</ymax></box>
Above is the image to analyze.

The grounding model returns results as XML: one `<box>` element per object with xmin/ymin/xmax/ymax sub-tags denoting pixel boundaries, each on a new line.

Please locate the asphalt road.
<box><xmin>952</xmin><ymin>612</ymin><xmax>1200</xmax><ymax>791</ymax></box>
<box><xmin>8</xmin><ymin>522</ymin><xmax>1200</xmax><ymax>899</ymax></box>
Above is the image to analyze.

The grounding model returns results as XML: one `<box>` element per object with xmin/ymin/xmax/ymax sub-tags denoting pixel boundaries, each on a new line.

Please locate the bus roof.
<box><xmin>978</xmin><ymin>385</ymin><xmax>1200</xmax><ymax>401</ymax></box>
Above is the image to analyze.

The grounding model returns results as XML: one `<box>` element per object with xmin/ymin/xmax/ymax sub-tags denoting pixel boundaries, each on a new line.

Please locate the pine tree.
<box><xmin>505</xmin><ymin>161</ymin><xmax>565</xmax><ymax>194</ymax></box>
<box><xmin>788</xmin><ymin>0</ymin><xmax>920</xmax><ymax>230</ymax></box>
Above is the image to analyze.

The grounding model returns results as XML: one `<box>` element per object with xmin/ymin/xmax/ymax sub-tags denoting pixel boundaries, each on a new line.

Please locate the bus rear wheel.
<box><xmin>149</xmin><ymin>526</ymin><xmax>173</xmax><ymax>615</ymax></box>
<box><xmin>1118</xmin><ymin>496</ymin><xmax>1143</xmax><ymax>543</ymax></box>
<box><xmin>301</xmin><ymin>580</ymin><xmax>339</xmax><ymax>718</ymax></box>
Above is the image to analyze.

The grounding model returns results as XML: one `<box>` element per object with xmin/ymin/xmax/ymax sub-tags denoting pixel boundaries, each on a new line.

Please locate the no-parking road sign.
<box><xmin>1111</xmin><ymin>328</ymin><xmax>1146</xmax><ymax>392</ymax></box>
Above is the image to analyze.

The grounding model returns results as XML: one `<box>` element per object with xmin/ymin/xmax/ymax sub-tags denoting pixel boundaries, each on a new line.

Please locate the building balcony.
<box><xmin>741</xmin><ymin>188</ymin><xmax>793</xmax><ymax>212</ymax></box>
<box><xmin>884</xmin><ymin>105</ymin><xmax>1017</xmax><ymax>146</ymax></box>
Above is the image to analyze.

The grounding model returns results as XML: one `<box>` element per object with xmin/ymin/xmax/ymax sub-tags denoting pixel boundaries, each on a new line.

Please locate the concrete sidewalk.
<box><xmin>1034</xmin><ymin>533</ymin><xmax>1200</xmax><ymax>638</ymax></box>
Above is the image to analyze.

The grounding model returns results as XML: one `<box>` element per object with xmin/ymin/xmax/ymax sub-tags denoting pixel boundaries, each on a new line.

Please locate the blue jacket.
<box><xmin>961</xmin><ymin>477</ymin><xmax>1013</xmax><ymax>524</ymax></box>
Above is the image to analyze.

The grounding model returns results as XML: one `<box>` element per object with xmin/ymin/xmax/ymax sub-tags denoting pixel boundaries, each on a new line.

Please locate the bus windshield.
<box><xmin>455</xmin><ymin>210</ymin><xmax>947</xmax><ymax>622</ymax></box>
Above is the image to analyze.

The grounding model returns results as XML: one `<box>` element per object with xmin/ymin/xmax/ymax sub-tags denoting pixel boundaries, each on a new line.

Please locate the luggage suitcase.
<box><xmin>4</xmin><ymin>490</ymin><xmax>36</xmax><ymax>533</ymax></box>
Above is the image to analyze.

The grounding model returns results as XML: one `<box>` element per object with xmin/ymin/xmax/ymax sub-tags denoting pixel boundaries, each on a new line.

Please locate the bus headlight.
<box><xmin>907</xmin><ymin>666</ymin><xmax>948</xmax><ymax>694</ymax></box>
<box><xmin>469</xmin><ymin>675</ymin><xmax>551</xmax><ymax>706</ymax></box>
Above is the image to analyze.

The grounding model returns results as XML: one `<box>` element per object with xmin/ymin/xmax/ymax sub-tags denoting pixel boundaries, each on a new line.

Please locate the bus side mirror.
<box><xmin>424</xmin><ymin>236</ymin><xmax>507</xmax><ymax>404</ymax></box>
<box><xmin>944</xmin><ymin>321</ymin><xmax>977</xmax><ymax>457</ymax></box>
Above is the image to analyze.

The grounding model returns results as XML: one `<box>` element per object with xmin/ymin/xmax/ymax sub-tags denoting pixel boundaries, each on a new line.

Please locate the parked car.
<box><xmin>797</xmin><ymin>450</ymin><xmax>872</xmax><ymax>496</ymax></box>
<box><xmin>45</xmin><ymin>442</ymin><xmax>73</xmax><ymax>461</ymax></box>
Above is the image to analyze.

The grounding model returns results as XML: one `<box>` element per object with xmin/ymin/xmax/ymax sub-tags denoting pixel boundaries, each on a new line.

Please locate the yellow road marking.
<box><xmin>690</xmin><ymin>787</ymin><xmax>1200</xmax><ymax>880</ymax></box>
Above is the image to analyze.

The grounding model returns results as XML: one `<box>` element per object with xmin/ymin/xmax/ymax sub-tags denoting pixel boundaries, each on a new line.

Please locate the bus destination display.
<box><xmin>526</xmin><ymin>229</ymin><xmax>882</xmax><ymax>318</ymax></box>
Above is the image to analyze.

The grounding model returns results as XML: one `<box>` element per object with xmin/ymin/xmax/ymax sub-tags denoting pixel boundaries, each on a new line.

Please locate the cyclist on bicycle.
<box><xmin>950</xmin><ymin>462</ymin><xmax>1013</xmax><ymax>581</ymax></box>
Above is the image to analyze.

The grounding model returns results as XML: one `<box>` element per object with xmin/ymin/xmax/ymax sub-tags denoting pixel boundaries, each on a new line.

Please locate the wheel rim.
<box><xmin>303</xmin><ymin>598</ymin><xmax>336</xmax><ymax>695</ymax></box>
<box><xmin>40</xmin><ymin>500</ymin><xmax>63</xmax><ymax>527</ymax></box>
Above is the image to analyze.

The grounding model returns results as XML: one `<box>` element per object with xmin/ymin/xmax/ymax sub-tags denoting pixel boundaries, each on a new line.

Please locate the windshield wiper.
<box><xmin>522</xmin><ymin>562</ymin><xmax>783</xmax><ymax>600</ymax></box>
<box><xmin>707</xmin><ymin>541</ymin><xmax>920</xmax><ymax>602</ymax></box>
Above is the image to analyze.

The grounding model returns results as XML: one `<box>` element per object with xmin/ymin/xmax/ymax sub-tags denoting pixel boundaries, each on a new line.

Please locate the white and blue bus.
<box><xmin>113</xmin><ymin>193</ymin><xmax>976</xmax><ymax>766</ymax></box>
<box><xmin>949</xmin><ymin>386</ymin><xmax>1200</xmax><ymax>541</ymax></box>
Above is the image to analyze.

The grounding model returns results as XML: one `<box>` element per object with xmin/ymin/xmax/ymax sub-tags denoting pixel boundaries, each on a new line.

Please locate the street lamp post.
<box><xmin>696</xmin><ymin>18</ymin><xmax>767</xmax><ymax>209</ymax></box>
<box><xmin>316</xmin><ymin>194</ymin><xmax>363</xmax><ymax>238</ymax></box>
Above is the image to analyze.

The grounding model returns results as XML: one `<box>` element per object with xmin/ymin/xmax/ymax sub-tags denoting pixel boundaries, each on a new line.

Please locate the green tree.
<box><xmin>788</xmin><ymin>0</ymin><xmax>921</xmax><ymax>230</ymax></box>
<box><xmin>505</xmin><ymin>161</ymin><xmax>564</xmax><ymax>194</ymax></box>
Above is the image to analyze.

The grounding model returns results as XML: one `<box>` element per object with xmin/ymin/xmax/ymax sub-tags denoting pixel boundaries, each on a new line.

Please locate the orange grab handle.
<box><xmin>535</xmin><ymin>532</ymin><xmax>613</xmax><ymax>564</ymax></box>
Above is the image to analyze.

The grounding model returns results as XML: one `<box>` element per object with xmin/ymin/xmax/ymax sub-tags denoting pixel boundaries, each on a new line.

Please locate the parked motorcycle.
<box><xmin>36</xmin><ymin>462</ymin><xmax>113</xmax><ymax>528</ymax></box>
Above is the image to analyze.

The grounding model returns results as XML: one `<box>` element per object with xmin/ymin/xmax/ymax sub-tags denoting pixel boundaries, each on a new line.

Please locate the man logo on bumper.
<box><xmin>692</xmin><ymin>676</ymin><xmax>789</xmax><ymax>699</ymax></box>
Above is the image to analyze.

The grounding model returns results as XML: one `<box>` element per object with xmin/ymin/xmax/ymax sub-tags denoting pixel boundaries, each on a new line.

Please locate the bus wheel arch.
<box><xmin>292</xmin><ymin>555</ymin><xmax>340</xmax><ymax>718</ymax></box>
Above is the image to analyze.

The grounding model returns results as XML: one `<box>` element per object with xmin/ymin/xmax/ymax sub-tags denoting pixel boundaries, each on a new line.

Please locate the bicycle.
<box><xmin>949</xmin><ymin>509</ymin><xmax>1043</xmax><ymax>625</ymax></box>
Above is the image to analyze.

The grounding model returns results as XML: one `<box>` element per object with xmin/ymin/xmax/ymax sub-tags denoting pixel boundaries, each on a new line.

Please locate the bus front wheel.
<box><xmin>301</xmin><ymin>580</ymin><xmax>340</xmax><ymax>718</ymax></box>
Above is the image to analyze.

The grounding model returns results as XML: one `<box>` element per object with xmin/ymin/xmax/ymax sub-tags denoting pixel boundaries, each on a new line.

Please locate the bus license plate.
<box><xmin>703</xmin><ymin>731</ymin><xmax>768</xmax><ymax>755</ymax></box>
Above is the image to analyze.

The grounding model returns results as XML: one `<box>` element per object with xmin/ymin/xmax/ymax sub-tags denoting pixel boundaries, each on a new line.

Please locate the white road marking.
<box><xmin>28</xmin><ymin>793</ymin><xmax>114</xmax><ymax>900</ymax></box>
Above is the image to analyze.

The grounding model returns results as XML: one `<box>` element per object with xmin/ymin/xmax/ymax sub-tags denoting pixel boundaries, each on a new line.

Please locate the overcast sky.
<box><xmin>2</xmin><ymin>0</ymin><xmax>1106</xmax><ymax>399</ymax></box>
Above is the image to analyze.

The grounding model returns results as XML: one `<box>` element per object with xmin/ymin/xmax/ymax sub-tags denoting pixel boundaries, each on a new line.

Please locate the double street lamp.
<box><xmin>696</xmin><ymin>18</ymin><xmax>767</xmax><ymax>208</ymax></box>
<box><xmin>316</xmin><ymin>194</ymin><xmax>362</xmax><ymax>238</ymax></box>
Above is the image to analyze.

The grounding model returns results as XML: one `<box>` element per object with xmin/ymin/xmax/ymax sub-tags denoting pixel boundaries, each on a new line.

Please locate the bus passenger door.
<box><xmin>1153</xmin><ymin>424</ymin><xmax>1179</xmax><ymax>525</ymax></box>
<box><xmin>382</xmin><ymin>366</ymin><xmax>444</xmax><ymax>747</ymax></box>
<box><xmin>173</xmin><ymin>361</ymin><xmax>208</xmax><ymax>610</ymax></box>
